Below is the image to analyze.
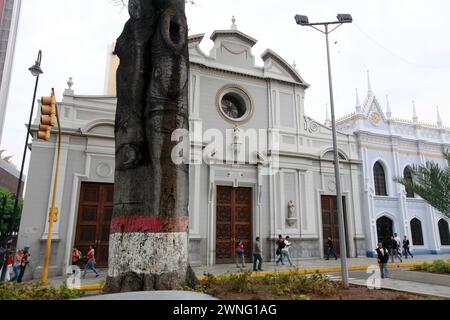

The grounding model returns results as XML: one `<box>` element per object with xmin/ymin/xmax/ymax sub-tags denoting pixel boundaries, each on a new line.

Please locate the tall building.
<box><xmin>0</xmin><ymin>0</ymin><xmax>21</xmax><ymax>144</ymax></box>
<box><xmin>0</xmin><ymin>0</ymin><xmax>22</xmax><ymax>197</ymax></box>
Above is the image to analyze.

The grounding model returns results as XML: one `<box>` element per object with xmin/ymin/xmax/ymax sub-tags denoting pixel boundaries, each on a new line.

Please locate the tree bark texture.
<box><xmin>104</xmin><ymin>0</ymin><xmax>196</xmax><ymax>293</ymax></box>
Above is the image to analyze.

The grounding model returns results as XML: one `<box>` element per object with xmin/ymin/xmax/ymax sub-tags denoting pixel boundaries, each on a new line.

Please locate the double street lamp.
<box><xmin>295</xmin><ymin>14</ymin><xmax>353</xmax><ymax>288</ymax></box>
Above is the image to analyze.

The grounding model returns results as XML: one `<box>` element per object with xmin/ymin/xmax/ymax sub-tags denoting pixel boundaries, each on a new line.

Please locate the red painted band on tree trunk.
<box><xmin>110</xmin><ymin>215</ymin><xmax>189</xmax><ymax>233</ymax></box>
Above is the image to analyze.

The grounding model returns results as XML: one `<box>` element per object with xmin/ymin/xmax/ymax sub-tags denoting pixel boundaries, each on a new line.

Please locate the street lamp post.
<box><xmin>295</xmin><ymin>14</ymin><xmax>353</xmax><ymax>288</ymax></box>
<box><xmin>10</xmin><ymin>50</ymin><xmax>43</xmax><ymax>243</ymax></box>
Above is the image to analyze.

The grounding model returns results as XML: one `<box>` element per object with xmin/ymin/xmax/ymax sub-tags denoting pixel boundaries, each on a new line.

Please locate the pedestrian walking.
<box><xmin>390</xmin><ymin>236</ymin><xmax>402</xmax><ymax>263</ymax></box>
<box><xmin>17</xmin><ymin>245</ymin><xmax>31</xmax><ymax>283</ymax></box>
<box><xmin>275</xmin><ymin>235</ymin><xmax>285</xmax><ymax>265</ymax></box>
<box><xmin>235</xmin><ymin>240</ymin><xmax>245</xmax><ymax>268</ymax></box>
<box><xmin>394</xmin><ymin>233</ymin><xmax>402</xmax><ymax>258</ymax></box>
<box><xmin>4</xmin><ymin>251</ymin><xmax>13</xmax><ymax>282</ymax></box>
<box><xmin>252</xmin><ymin>237</ymin><xmax>263</xmax><ymax>271</ymax></box>
<box><xmin>10</xmin><ymin>249</ymin><xmax>22</xmax><ymax>282</ymax></box>
<box><xmin>325</xmin><ymin>237</ymin><xmax>338</xmax><ymax>260</ymax></box>
<box><xmin>281</xmin><ymin>236</ymin><xmax>294</xmax><ymax>266</ymax></box>
<box><xmin>82</xmin><ymin>245</ymin><xmax>99</xmax><ymax>278</ymax></box>
<box><xmin>402</xmin><ymin>235</ymin><xmax>414</xmax><ymax>259</ymax></box>
<box><xmin>72</xmin><ymin>247</ymin><xmax>82</xmax><ymax>274</ymax></box>
<box><xmin>375</xmin><ymin>243</ymin><xmax>390</xmax><ymax>279</ymax></box>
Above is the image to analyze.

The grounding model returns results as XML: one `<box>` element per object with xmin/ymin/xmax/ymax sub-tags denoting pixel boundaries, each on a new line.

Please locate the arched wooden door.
<box><xmin>74</xmin><ymin>182</ymin><xmax>113</xmax><ymax>267</ymax></box>
<box><xmin>215</xmin><ymin>186</ymin><xmax>252</xmax><ymax>264</ymax></box>
<box><xmin>321</xmin><ymin>195</ymin><xmax>348</xmax><ymax>256</ymax></box>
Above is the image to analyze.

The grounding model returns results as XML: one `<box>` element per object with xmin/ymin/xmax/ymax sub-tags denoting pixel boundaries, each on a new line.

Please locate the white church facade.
<box><xmin>336</xmin><ymin>81</ymin><xmax>450</xmax><ymax>256</ymax></box>
<box><xmin>17</xmin><ymin>22</ymin><xmax>367</xmax><ymax>279</ymax></box>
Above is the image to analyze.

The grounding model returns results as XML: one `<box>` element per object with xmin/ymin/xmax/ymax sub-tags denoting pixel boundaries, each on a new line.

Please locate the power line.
<box><xmin>353</xmin><ymin>22</ymin><xmax>450</xmax><ymax>69</ymax></box>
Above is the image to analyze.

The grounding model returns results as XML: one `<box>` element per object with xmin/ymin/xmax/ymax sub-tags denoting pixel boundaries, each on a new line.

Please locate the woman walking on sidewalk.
<box><xmin>235</xmin><ymin>240</ymin><xmax>245</xmax><ymax>268</ymax></box>
<box><xmin>82</xmin><ymin>245</ymin><xmax>99</xmax><ymax>278</ymax></box>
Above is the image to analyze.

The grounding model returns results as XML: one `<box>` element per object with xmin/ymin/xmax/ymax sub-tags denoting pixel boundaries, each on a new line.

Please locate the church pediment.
<box><xmin>363</xmin><ymin>93</ymin><xmax>387</xmax><ymax>124</ymax></box>
<box><xmin>261</xmin><ymin>49</ymin><xmax>308</xmax><ymax>86</ymax></box>
<box><xmin>209</xmin><ymin>30</ymin><xmax>257</xmax><ymax>70</ymax></box>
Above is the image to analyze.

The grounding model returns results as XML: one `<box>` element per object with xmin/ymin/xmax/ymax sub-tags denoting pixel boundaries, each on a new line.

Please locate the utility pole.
<box><xmin>38</xmin><ymin>88</ymin><xmax>62</xmax><ymax>284</ymax></box>
<box><xmin>295</xmin><ymin>13</ymin><xmax>353</xmax><ymax>288</ymax></box>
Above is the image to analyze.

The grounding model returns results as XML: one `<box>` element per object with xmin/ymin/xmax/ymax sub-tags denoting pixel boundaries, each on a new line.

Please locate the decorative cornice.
<box><xmin>210</xmin><ymin>30</ymin><xmax>257</xmax><ymax>47</ymax></box>
<box><xmin>190</xmin><ymin>62</ymin><xmax>305</xmax><ymax>88</ymax></box>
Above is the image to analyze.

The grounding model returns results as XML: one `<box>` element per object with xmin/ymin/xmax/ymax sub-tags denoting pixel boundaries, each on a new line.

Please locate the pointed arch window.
<box><xmin>410</xmin><ymin>218</ymin><xmax>424</xmax><ymax>245</ymax></box>
<box><xmin>403</xmin><ymin>166</ymin><xmax>415</xmax><ymax>198</ymax></box>
<box><xmin>438</xmin><ymin>219</ymin><xmax>450</xmax><ymax>246</ymax></box>
<box><xmin>373</xmin><ymin>161</ymin><xmax>387</xmax><ymax>196</ymax></box>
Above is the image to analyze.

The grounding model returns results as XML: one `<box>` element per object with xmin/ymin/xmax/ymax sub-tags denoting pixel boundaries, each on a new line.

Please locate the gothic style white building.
<box><xmin>336</xmin><ymin>78</ymin><xmax>450</xmax><ymax>256</ymax></box>
<box><xmin>17</xmin><ymin>21</ymin><xmax>366</xmax><ymax>279</ymax></box>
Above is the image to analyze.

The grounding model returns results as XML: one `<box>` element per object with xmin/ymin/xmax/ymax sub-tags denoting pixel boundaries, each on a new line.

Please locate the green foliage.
<box><xmin>394</xmin><ymin>152</ymin><xmax>450</xmax><ymax>217</ymax></box>
<box><xmin>187</xmin><ymin>270</ymin><xmax>338</xmax><ymax>299</ymax></box>
<box><xmin>412</xmin><ymin>260</ymin><xmax>450</xmax><ymax>274</ymax></box>
<box><xmin>0</xmin><ymin>187</ymin><xmax>23</xmax><ymax>245</ymax></box>
<box><xmin>0</xmin><ymin>282</ymin><xmax>83</xmax><ymax>300</ymax></box>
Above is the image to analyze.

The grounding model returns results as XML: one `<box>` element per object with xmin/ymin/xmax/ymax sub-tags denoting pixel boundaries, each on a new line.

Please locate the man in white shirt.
<box><xmin>394</xmin><ymin>233</ymin><xmax>402</xmax><ymax>258</ymax></box>
<box><xmin>281</xmin><ymin>236</ymin><xmax>294</xmax><ymax>267</ymax></box>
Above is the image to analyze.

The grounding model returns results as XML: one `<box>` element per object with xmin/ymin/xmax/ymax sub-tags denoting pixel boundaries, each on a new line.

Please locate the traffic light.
<box><xmin>38</xmin><ymin>89</ymin><xmax>57</xmax><ymax>141</ymax></box>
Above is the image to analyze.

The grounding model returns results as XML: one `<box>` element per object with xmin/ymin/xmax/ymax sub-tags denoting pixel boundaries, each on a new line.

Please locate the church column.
<box><xmin>392</xmin><ymin>139</ymin><xmax>408</xmax><ymax>239</ymax></box>
<box><xmin>361</xmin><ymin>144</ymin><xmax>376</xmax><ymax>255</ymax></box>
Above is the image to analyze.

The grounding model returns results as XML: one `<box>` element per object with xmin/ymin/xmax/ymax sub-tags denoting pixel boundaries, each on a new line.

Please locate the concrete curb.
<box><xmin>74</xmin><ymin>284</ymin><xmax>104</xmax><ymax>291</ymax></box>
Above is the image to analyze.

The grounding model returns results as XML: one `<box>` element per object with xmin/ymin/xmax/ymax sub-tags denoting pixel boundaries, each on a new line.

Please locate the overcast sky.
<box><xmin>1</xmin><ymin>0</ymin><xmax>449</xmax><ymax>169</ymax></box>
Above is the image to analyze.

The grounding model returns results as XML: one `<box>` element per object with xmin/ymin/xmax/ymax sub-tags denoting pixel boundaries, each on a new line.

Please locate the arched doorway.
<box><xmin>376</xmin><ymin>216</ymin><xmax>393</xmax><ymax>246</ymax></box>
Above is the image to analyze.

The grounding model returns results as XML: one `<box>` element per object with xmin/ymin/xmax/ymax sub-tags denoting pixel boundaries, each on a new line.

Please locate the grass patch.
<box><xmin>0</xmin><ymin>282</ymin><xmax>83</xmax><ymax>300</ymax></box>
<box><xmin>412</xmin><ymin>260</ymin><xmax>450</xmax><ymax>274</ymax></box>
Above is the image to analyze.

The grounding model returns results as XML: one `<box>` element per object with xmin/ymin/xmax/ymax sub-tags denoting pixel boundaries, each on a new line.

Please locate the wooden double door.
<box><xmin>74</xmin><ymin>183</ymin><xmax>113</xmax><ymax>267</ymax></box>
<box><xmin>321</xmin><ymin>195</ymin><xmax>348</xmax><ymax>257</ymax></box>
<box><xmin>216</xmin><ymin>186</ymin><xmax>252</xmax><ymax>264</ymax></box>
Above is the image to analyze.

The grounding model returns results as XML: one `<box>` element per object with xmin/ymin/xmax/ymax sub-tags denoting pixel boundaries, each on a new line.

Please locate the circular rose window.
<box><xmin>217</xmin><ymin>86</ymin><xmax>253</xmax><ymax>123</ymax></box>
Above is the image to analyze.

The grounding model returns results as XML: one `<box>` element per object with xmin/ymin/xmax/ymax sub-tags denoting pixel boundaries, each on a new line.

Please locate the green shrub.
<box><xmin>413</xmin><ymin>260</ymin><xmax>450</xmax><ymax>274</ymax></box>
<box><xmin>0</xmin><ymin>282</ymin><xmax>83</xmax><ymax>300</ymax></box>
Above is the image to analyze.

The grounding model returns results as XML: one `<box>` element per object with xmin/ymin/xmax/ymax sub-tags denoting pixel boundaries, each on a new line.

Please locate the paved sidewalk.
<box><xmin>193</xmin><ymin>254</ymin><xmax>450</xmax><ymax>277</ymax></box>
<box><xmin>43</xmin><ymin>254</ymin><xmax>450</xmax><ymax>292</ymax></box>
<box><xmin>349</xmin><ymin>276</ymin><xmax>450</xmax><ymax>299</ymax></box>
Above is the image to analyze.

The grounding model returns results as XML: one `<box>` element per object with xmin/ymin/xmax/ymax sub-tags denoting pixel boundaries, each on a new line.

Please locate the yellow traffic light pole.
<box><xmin>41</xmin><ymin>89</ymin><xmax>61</xmax><ymax>284</ymax></box>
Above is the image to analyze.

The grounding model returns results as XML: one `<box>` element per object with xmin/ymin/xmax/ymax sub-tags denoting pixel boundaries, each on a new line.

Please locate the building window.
<box><xmin>403</xmin><ymin>166</ymin><xmax>415</xmax><ymax>198</ymax></box>
<box><xmin>410</xmin><ymin>218</ymin><xmax>424</xmax><ymax>245</ymax></box>
<box><xmin>216</xmin><ymin>85</ymin><xmax>253</xmax><ymax>124</ymax></box>
<box><xmin>373</xmin><ymin>161</ymin><xmax>387</xmax><ymax>196</ymax></box>
<box><xmin>376</xmin><ymin>216</ymin><xmax>393</xmax><ymax>245</ymax></box>
<box><xmin>438</xmin><ymin>219</ymin><xmax>450</xmax><ymax>246</ymax></box>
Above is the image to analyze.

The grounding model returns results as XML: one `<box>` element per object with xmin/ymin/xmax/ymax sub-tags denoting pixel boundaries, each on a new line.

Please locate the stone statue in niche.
<box><xmin>233</xmin><ymin>125</ymin><xmax>241</xmax><ymax>144</ymax></box>
<box><xmin>286</xmin><ymin>200</ymin><xmax>297</xmax><ymax>227</ymax></box>
<box><xmin>232</xmin><ymin>125</ymin><xmax>241</xmax><ymax>154</ymax></box>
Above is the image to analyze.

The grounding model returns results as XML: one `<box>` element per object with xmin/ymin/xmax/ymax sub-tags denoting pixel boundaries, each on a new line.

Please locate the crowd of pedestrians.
<box><xmin>233</xmin><ymin>234</ymin><xmax>342</xmax><ymax>271</ymax></box>
<box><xmin>0</xmin><ymin>245</ymin><xmax>30</xmax><ymax>283</ymax></box>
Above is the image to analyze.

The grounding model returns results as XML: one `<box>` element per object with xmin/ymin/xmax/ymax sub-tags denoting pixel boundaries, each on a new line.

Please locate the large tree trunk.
<box><xmin>104</xmin><ymin>0</ymin><xmax>196</xmax><ymax>293</ymax></box>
